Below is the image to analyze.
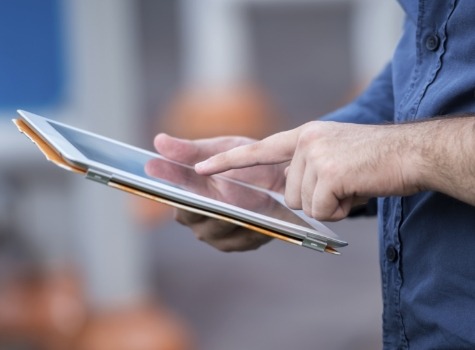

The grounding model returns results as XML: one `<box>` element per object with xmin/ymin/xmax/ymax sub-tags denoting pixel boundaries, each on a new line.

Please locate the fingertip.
<box><xmin>194</xmin><ymin>159</ymin><xmax>212</xmax><ymax>175</ymax></box>
<box><xmin>153</xmin><ymin>133</ymin><xmax>198</xmax><ymax>163</ymax></box>
<box><xmin>194</xmin><ymin>161</ymin><xmax>204</xmax><ymax>173</ymax></box>
<box><xmin>153</xmin><ymin>133</ymin><xmax>171</xmax><ymax>150</ymax></box>
<box><xmin>144</xmin><ymin>160</ymin><xmax>153</xmax><ymax>175</ymax></box>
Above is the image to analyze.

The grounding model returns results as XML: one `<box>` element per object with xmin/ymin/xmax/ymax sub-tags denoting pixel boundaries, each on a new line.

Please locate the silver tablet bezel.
<box><xmin>17</xmin><ymin>110</ymin><xmax>347</xmax><ymax>248</ymax></box>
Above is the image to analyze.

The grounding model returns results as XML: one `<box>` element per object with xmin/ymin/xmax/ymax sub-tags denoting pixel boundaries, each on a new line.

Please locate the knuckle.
<box><xmin>230</xmin><ymin>136</ymin><xmax>254</xmax><ymax>148</ymax></box>
<box><xmin>174</xmin><ymin>210</ymin><xmax>188</xmax><ymax>225</ymax></box>
<box><xmin>214</xmin><ymin>241</ymin><xmax>237</xmax><ymax>253</ymax></box>
<box><xmin>195</xmin><ymin>220</ymin><xmax>237</xmax><ymax>244</ymax></box>
<box><xmin>210</xmin><ymin>153</ymin><xmax>226</xmax><ymax>166</ymax></box>
<box><xmin>298</xmin><ymin>122</ymin><xmax>323</xmax><ymax>147</ymax></box>
<box><xmin>192</xmin><ymin>227</ymin><xmax>213</xmax><ymax>243</ymax></box>
<box><xmin>221</xmin><ymin>245</ymin><xmax>237</xmax><ymax>253</ymax></box>
<box><xmin>242</xmin><ymin>233</ymin><xmax>266</xmax><ymax>251</ymax></box>
<box><xmin>194</xmin><ymin>232</ymin><xmax>206</xmax><ymax>242</ymax></box>
<box><xmin>246</xmin><ymin>141</ymin><xmax>261</xmax><ymax>155</ymax></box>
<box><xmin>319</xmin><ymin>161</ymin><xmax>341</xmax><ymax>182</ymax></box>
<box><xmin>216</xmin><ymin>234</ymin><xmax>265</xmax><ymax>252</ymax></box>
<box><xmin>174</xmin><ymin>209</ymin><xmax>204</xmax><ymax>226</ymax></box>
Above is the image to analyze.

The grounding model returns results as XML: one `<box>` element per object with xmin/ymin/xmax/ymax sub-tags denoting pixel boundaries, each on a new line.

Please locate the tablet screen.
<box><xmin>47</xmin><ymin>121</ymin><xmax>337</xmax><ymax>238</ymax></box>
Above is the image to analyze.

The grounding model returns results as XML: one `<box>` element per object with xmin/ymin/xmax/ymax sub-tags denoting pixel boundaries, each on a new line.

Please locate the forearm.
<box><xmin>403</xmin><ymin>116</ymin><xmax>475</xmax><ymax>206</ymax></box>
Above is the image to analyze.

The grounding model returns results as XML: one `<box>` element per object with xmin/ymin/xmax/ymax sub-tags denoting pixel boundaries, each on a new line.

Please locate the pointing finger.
<box><xmin>195</xmin><ymin>129</ymin><xmax>300</xmax><ymax>175</ymax></box>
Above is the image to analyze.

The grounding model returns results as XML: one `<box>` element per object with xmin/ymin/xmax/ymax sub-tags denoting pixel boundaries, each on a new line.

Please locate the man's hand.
<box><xmin>152</xmin><ymin>117</ymin><xmax>475</xmax><ymax>247</ymax></box>
<box><xmin>195</xmin><ymin>121</ymin><xmax>426</xmax><ymax>221</ymax></box>
<box><xmin>149</xmin><ymin>134</ymin><xmax>287</xmax><ymax>252</ymax></box>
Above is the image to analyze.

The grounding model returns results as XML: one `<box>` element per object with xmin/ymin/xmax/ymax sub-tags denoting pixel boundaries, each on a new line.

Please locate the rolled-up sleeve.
<box><xmin>320</xmin><ymin>62</ymin><xmax>394</xmax><ymax>124</ymax></box>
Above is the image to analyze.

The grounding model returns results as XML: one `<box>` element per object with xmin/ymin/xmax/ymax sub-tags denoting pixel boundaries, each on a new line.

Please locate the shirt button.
<box><xmin>425</xmin><ymin>34</ymin><xmax>440</xmax><ymax>51</ymax></box>
<box><xmin>386</xmin><ymin>245</ymin><xmax>398</xmax><ymax>262</ymax></box>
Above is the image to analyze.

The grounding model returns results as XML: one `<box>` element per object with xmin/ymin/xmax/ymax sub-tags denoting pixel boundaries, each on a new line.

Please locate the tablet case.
<box><xmin>13</xmin><ymin>118</ymin><xmax>339</xmax><ymax>254</ymax></box>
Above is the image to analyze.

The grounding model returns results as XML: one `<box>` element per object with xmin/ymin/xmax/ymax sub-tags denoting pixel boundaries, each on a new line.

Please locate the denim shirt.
<box><xmin>322</xmin><ymin>1</ymin><xmax>475</xmax><ymax>348</ymax></box>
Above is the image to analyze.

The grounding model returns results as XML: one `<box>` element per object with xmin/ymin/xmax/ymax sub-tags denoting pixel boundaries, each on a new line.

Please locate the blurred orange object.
<box><xmin>131</xmin><ymin>84</ymin><xmax>280</xmax><ymax>227</ymax></box>
<box><xmin>0</xmin><ymin>269</ymin><xmax>86</xmax><ymax>349</ymax></box>
<box><xmin>0</xmin><ymin>270</ymin><xmax>193</xmax><ymax>350</ymax></box>
<box><xmin>160</xmin><ymin>84</ymin><xmax>279</xmax><ymax>139</ymax></box>
<box><xmin>76</xmin><ymin>303</ymin><xmax>193</xmax><ymax>350</ymax></box>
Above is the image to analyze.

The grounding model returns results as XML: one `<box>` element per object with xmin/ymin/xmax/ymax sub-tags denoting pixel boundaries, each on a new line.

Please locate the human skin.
<box><xmin>154</xmin><ymin>117</ymin><xmax>475</xmax><ymax>251</ymax></box>
<box><xmin>195</xmin><ymin>117</ymin><xmax>475</xmax><ymax>221</ymax></box>
<box><xmin>151</xmin><ymin>134</ymin><xmax>287</xmax><ymax>251</ymax></box>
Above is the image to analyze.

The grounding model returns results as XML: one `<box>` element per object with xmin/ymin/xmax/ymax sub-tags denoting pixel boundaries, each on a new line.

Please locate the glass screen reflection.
<box><xmin>50</xmin><ymin>121</ymin><xmax>314</xmax><ymax>230</ymax></box>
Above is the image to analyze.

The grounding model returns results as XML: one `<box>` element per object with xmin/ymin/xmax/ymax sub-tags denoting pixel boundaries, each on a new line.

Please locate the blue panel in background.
<box><xmin>0</xmin><ymin>0</ymin><xmax>65</xmax><ymax>114</ymax></box>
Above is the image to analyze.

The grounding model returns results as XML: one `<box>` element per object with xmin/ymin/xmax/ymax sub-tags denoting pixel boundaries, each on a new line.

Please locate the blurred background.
<box><xmin>0</xmin><ymin>0</ymin><xmax>403</xmax><ymax>349</ymax></box>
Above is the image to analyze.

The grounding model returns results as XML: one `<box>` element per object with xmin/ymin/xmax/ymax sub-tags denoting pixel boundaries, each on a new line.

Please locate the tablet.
<box><xmin>13</xmin><ymin>110</ymin><xmax>347</xmax><ymax>254</ymax></box>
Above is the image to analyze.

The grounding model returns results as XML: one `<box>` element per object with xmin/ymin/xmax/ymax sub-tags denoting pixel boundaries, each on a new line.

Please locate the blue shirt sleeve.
<box><xmin>320</xmin><ymin>62</ymin><xmax>394</xmax><ymax>124</ymax></box>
